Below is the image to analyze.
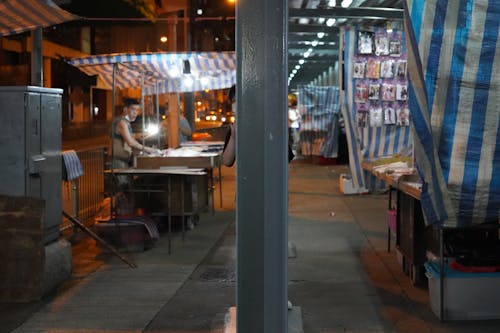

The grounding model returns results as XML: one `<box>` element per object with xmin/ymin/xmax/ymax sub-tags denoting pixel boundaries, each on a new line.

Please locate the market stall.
<box><xmin>68</xmin><ymin>52</ymin><xmax>235</xmax><ymax>245</ymax></box>
<box><xmin>342</xmin><ymin>0</ymin><xmax>500</xmax><ymax>321</ymax></box>
<box><xmin>296</xmin><ymin>85</ymin><xmax>341</xmax><ymax>160</ymax></box>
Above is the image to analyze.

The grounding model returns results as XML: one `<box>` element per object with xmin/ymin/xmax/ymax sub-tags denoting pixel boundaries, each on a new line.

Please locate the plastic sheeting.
<box><xmin>297</xmin><ymin>85</ymin><xmax>341</xmax><ymax>158</ymax></box>
<box><xmin>405</xmin><ymin>0</ymin><xmax>500</xmax><ymax>227</ymax></box>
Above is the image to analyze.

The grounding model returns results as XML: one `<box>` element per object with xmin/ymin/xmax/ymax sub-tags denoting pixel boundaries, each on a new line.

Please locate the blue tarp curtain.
<box><xmin>0</xmin><ymin>0</ymin><xmax>79</xmax><ymax>37</ymax></box>
<box><xmin>68</xmin><ymin>52</ymin><xmax>236</xmax><ymax>95</ymax></box>
<box><xmin>297</xmin><ymin>85</ymin><xmax>341</xmax><ymax>158</ymax></box>
<box><xmin>404</xmin><ymin>0</ymin><xmax>500</xmax><ymax>227</ymax></box>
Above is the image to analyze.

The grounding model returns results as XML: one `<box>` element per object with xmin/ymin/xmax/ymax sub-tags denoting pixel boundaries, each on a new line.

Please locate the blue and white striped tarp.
<box><xmin>405</xmin><ymin>0</ymin><xmax>500</xmax><ymax>227</ymax></box>
<box><xmin>297</xmin><ymin>85</ymin><xmax>341</xmax><ymax>158</ymax></box>
<box><xmin>68</xmin><ymin>52</ymin><xmax>236</xmax><ymax>94</ymax></box>
<box><xmin>0</xmin><ymin>0</ymin><xmax>79</xmax><ymax>37</ymax></box>
<box><xmin>342</xmin><ymin>27</ymin><xmax>413</xmax><ymax>191</ymax></box>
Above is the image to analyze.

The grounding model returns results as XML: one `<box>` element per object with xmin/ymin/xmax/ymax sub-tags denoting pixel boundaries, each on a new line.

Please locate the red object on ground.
<box><xmin>450</xmin><ymin>260</ymin><xmax>500</xmax><ymax>273</ymax></box>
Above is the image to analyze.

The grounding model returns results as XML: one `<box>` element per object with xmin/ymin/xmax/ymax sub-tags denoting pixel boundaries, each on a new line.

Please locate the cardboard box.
<box><xmin>425</xmin><ymin>261</ymin><xmax>500</xmax><ymax>320</ymax></box>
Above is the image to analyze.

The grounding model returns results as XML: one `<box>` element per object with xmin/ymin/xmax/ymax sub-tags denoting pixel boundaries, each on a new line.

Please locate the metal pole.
<box><xmin>31</xmin><ymin>27</ymin><xmax>43</xmax><ymax>86</ymax></box>
<box><xmin>237</xmin><ymin>0</ymin><xmax>289</xmax><ymax>331</ymax></box>
<box><xmin>110</xmin><ymin>63</ymin><xmax>118</xmax><ymax>218</ymax></box>
<box><xmin>156</xmin><ymin>80</ymin><xmax>161</xmax><ymax>148</ymax></box>
<box><xmin>141</xmin><ymin>74</ymin><xmax>146</xmax><ymax>151</ymax></box>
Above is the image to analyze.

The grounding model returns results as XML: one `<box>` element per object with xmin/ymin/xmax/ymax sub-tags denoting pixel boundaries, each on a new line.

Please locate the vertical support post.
<box><xmin>110</xmin><ymin>63</ymin><xmax>118</xmax><ymax>218</ymax></box>
<box><xmin>236</xmin><ymin>0</ymin><xmax>288</xmax><ymax>332</ymax></box>
<box><xmin>31</xmin><ymin>27</ymin><xmax>43</xmax><ymax>86</ymax></box>
<box><xmin>141</xmin><ymin>75</ymin><xmax>146</xmax><ymax>150</ymax></box>
<box><xmin>184</xmin><ymin>92</ymin><xmax>195</xmax><ymax>133</ymax></box>
<box><xmin>90</xmin><ymin>86</ymin><xmax>94</xmax><ymax>123</ymax></box>
<box><xmin>439</xmin><ymin>227</ymin><xmax>445</xmax><ymax>322</ymax></box>
<box><xmin>72</xmin><ymin>179</ymin><xmax>79</xmax><ymax>235</ymax></box>
<box><xmin>156</xmin><ymin>80</ymin><xmax>161</xmax><ymax>148</ymax></box>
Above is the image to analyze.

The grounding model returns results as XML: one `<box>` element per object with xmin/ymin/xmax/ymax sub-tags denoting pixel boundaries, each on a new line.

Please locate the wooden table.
<box><xmin>362</xmin><ymin>161</ymin><xmax>428</xmax><ymax>284</ymax></box>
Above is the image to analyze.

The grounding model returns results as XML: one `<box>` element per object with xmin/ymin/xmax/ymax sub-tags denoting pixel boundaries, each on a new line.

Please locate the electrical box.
<box><xmin>0</xmin><ymin>86</ymin><xmax>63</xmax><ymax>244</ymax></box>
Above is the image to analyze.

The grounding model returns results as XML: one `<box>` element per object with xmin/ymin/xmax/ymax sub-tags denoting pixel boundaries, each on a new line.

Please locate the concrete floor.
<box><xmin>2</xmin><ymin>160</ymin><xmax>500</xmax><ymax>332</ymax></box>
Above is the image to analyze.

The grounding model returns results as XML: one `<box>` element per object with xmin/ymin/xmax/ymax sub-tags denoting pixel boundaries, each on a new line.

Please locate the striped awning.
<box><xmin>68</xmin><ymin>52</ymin><xmax>236</xmax><ymax>94</ymax></box>
<box><xmin>0</xmin><ymin>0</ymin><xmax>79</xmax><ymax>37</ymax></box>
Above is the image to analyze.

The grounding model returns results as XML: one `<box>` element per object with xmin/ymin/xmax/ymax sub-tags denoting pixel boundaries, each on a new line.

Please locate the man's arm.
<box><xmin>116</xmin><ymin>120</ymin><xmax>155</xmax><ymax>153</ymax></box>
<box><xmin>222</xmin><ymin>125</ymin><xmax>236</xmax><ymax>167</ymax></box>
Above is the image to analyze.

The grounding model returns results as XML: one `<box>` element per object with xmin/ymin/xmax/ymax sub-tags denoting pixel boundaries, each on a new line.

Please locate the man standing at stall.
<box><xmin>111</xmin><ymin>97</ymin><xmax>157</xmax><ymax>171</ymax></box>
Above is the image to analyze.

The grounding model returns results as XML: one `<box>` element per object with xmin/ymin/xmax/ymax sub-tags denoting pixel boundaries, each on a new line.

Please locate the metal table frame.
<box><xmin>106</xmin><ymin>168</ymin><xmax>207</xmax><ymax>254</ymax></box>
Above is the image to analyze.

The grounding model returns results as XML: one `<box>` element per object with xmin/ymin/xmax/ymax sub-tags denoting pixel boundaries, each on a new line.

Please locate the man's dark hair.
<box><xmin>123</xmin><ymin>97</ymin><xmax>140</xmax><ymax>107</ymax></box>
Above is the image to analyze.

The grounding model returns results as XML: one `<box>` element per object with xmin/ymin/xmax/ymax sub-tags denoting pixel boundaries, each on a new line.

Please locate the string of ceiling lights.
<box><xmin>288</xmin><ymin>0</ymin><xmax>353</xmax><ymax>86</ymax></box>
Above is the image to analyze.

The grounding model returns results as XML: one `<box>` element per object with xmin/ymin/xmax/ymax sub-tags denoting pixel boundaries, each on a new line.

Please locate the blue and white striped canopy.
<box><xmin>68</xmin><ymin>52</ymin><xmax>236</xmax><ymax>94</ymax></box>
<box><xmin>0</xmin><ymin>0</ymin><xmax>79</xmax><ymax>37</ymax></box>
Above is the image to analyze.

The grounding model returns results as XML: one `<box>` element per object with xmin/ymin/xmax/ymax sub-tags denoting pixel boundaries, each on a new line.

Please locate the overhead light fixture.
<box><xmin>386</xmin><ymin>21</ymin><xmax>393</xmax><ymax>33</ymax></box>
<box><xmin>328</xmin><ymin>0</ymin><xmax>336</xmax><ymax>6</ymax></box>
<box><xmin>299</xmin><ymin>59</ymin><xmax>305</xmax><ymax>65</ymax></box>
<box><xmin>311</xmin><ymin>40</ymin><xmax>319</xmax><ymax>47</ymax></box>
<box><xmin>341</xmin><ymin>0</ymin><xmax>353</xmax><ymax>8</ymax></box>
<box><xmin>200</xmin><ymin>76</ymin><xmax>209</xmax><ymax>85</ymax></box>
<box><xmin>303</xmin><ymin>51</ymin><xmax>311</xmax><ymax>58</ymax></box>
<box><xmin>183</xmin><ymin>60</ymin><xmax>191</xmax><ymax>74</ymax></box>
<box><xmin>295</xmin><ymin>65</ymin><xmax>301</xmax><ymax>70</ymax></box>
<box><xmin>292</xmin><ymin>69</ymin><xmax>297</xmax><ymax>74</ymax></box>
<box><xmin>326</xmin><ymin>18</ymin><xmax>336</xmax><ymax>27</ymax></box>
<box><xmin>160</xmin><ymin>36</ymin><xmax>168</xmax><ymax>43</ymax></box>
<box><xmin>183</xmin><ymin>76</ymin><xmax>194</xmax><ymax>87</ymax></box>
<box><xmin>317</xmin><ymin>32</ymin><xmax>325</xmax><ymax>39</ymax></box>
<box><xmin>197</xmin><ymin>8</ymin><xmax>203</xmax><ymax>15</ymax></box>
<box><xmin>298</xmin><ymin>18</ymin><xmax>309</xmax><ymax>24</ymax></box>
<box><xmin>169</xmin><ymin>67</ymin><xmax>180</xmax><ymax>78</ymax></box>
<box><xmin>318</xmin><ymin>18</ymin><xmax>325</xmax><ymax>24</ymax></box>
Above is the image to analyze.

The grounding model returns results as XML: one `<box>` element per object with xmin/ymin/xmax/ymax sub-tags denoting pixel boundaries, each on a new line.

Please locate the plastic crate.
<box><xmin>425</xmin><ymin>261</ymin><xmax>500</xmax><ymax>320</ymax></box>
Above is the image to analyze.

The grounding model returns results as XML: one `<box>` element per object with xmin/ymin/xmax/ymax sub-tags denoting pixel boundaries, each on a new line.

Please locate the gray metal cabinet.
<box><xmin>0</xmin><ymin>86</ymin><xmax>63</xmax><ymax>244</ymax></box>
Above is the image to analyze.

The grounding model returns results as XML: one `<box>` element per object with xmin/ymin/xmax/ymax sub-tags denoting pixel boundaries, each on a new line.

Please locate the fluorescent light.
<box><xmin>295</xmin><ymin>65</ymin><xmax>301</xmax><ymax>70</ymax></box>
<box><xmin>311</xmin><ymin>40</ymin><xmax>319</xmax><ymax>47</ymax></box>
<box><xmin>318</xmin><ymin>18</ymin><xmax>325</xmax><ymax>24</ymax></box>
<box><xmin>303</xmin><ymin>51</ymin><xmax>311</xmax><ymax>58</ymax></box>
<box><xmin>326</xmin><ymin>18</ymin><xmax>336</xmax><ymax>27</ymax></box>
<box><xmin>317</xmin><ymin>32</ymin><xmax>325</xmax><ymax>39</ymax></box>
<box><xmin>341</xmin><ymin>0</ymin><xmax>353</xmax><ymax>8</ymax></box>
<box><xmin>299</xmin><ymin>59</ymin><xmax>305</xmax><ymax>64</ymax></box>
<box><xmin>328</xmin><ymin>0</ymin><xmax>336</xmax><ymax>6</ymax></box>
<box><xmin>298</xmin><ymin>18</ymin><xmax>309</xmax><ymax>24</ymax></box>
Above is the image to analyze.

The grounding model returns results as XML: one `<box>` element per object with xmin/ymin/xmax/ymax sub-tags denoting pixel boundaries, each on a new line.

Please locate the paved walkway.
<box><xmin>3</xmin><ymin>161</ymin><xmax>500</xmax><ymax>332</ymax></box>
